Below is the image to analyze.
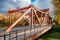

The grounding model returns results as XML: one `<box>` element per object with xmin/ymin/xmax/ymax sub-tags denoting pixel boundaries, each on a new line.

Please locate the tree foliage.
<box><xmin>0</xmin><ymin>13</ymin><xmax>28</xmax><ymax>27</ymax></box>
<box><xmin>52</xmin><ymin>0</ymin><xmax>60</xmax><ymax>24</ymax></box>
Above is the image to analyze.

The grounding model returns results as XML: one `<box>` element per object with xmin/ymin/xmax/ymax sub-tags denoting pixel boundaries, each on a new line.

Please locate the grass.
<box><xmin>37</xmin><ymin>24</ymin><xmax>60</xmax><ymax>40</ymax></box>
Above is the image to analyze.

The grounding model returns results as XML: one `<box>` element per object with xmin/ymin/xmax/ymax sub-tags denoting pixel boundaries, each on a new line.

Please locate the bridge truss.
<box><xmin>0</xmin><ymin>5</ymin><xmax>52</xmax><ymax>40</ymax></box>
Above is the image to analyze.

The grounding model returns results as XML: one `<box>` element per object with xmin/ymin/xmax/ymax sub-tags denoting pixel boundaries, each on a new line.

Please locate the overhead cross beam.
<box><xmin>8</xmin><ymin>5</ymin><xmax>31</xmax><ymax>13</ymax></box>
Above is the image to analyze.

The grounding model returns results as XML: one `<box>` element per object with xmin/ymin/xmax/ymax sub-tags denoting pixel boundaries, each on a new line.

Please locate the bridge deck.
<box><xmin>29</xmin><ymin>25</ymin><xmax>52</xmax><ymax>40</ymax></box>
<box><xmin>0</xmin><ymin>25</ymin><xmax>52</xmax><ymax>40</ymax></box>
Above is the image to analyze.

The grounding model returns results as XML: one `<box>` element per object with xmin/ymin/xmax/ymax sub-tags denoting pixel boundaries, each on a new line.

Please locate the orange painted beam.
<box><xmin>8</xmin><ymin>5</ymin><xmax>31</xmax><ymax>13</ymax></box>
<box><xmin>5</xmin><ymin>8</ymin><xmax>31</xmax><ymax>32</ymax></box>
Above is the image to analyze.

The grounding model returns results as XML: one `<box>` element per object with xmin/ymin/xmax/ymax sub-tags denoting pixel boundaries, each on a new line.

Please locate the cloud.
<box><xmin>0</xmin><ymin>0</ymin><xmax>54</xmax><ymax>18</ymax></box>
<box><xmin>33</xmin><ymin>0</ymin><xmax>52</xmax><ymax>9</ymax></box>
<box><xmin>32</xmin><ymin>0</ymin><xmax>54</xmax><ymax>17</ymax></box>
<box><xmin>13</xmin><ymin>0</ymin><xmax>16</xmax><ymax>2</ymax></box>
<box><xmin>20</xmin><ymin>0</ymin><xmax>31</xmax><ymax>7</ymax></box>
<box><xmin>0</xmin><ymin>0</ymin><xmax>31</xmax><ymax>13</ymax></box>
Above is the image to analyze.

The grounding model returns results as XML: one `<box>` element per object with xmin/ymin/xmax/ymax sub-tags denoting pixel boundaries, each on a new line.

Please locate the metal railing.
<box><xmin>0</xmin><ymin>25</ymin><xmax>40</xmax><ymax>40</ymax></box>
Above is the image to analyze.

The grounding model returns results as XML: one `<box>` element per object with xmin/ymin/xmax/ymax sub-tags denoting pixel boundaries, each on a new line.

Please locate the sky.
<box><xmin>0</xmin><ymin>0</ymin><xmax>54</xmax><ymax>17</ymax></box>
<box><xmin>32</xmin><ymin>0</ymin><xmax>54</xmax><ymax>18</ymax></box>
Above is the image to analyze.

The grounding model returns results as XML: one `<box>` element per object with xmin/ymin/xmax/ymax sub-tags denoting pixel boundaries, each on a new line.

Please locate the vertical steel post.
<box><xmin>24</xmin><ymin>26</ymin><xmax>26</xmax><ymax>40</ymax></box>
<box><xmin>16</xmin><ymin>30</ymin><xmax>18</xmax><ymax>40</ymax></box>
<box><xmin>32</xmin><ymin>10</ymin><xmax>35</xmax><ymax>35</ymax></box>
<box><xmin>4</xmin><ymin>33</ymin><xmax>6</xmax><ymax>40</ymax></box>
<box><xmin>9</xmin><ymin>32</ymin><xmax>11</xmax><ymax>40</ymax></box>
<box><xmin>30</xmin><ymin>8</ymin><xmax>33</xmax><ymax>36</ymax></box>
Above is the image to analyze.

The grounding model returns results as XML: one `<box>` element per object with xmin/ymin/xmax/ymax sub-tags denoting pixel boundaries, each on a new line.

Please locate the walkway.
<box><xmin>0</xmin><ymin>25</ymin><xmax>52</xmax><ymax>40</ymax></box>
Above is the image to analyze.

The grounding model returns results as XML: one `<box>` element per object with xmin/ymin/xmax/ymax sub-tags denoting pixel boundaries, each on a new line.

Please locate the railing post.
<box><xmin>37</xmin><ymin>26</ymin><xmax>38</xmax><ymax>33</ymax></box>
<box><xmin>30</xmin><ymin>27</ymin><xmax>31</xmax><ymax>37</ymax></box>
<box><xmin>4</xmin><ymin>33</ymin><xmax>6</xmax><ymax>40</ymax></box>
<box><xmin>24</xmin><ymin>26</ymin><xmax>26</xmax><ymax>40</ymax></box>
<box><xmin>9</xmin><ymin>32</ymin><xmax>11</xmax><ymax>40</ymax></box>
<box><xmin>34</xmin><ymin>27</ymin><xmax>35</xmax><ymax>35</ymax></box>
<box><xmin>16</xmin><ymin>30</ymin><xmax>18</xmax><ymax>40</ymax></box>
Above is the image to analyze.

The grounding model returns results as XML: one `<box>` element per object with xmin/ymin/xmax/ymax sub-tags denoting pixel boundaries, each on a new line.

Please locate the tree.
<box><xmin>52</xmin><ymin>0</ymin><xmax>60</xmax><ymax>24</ymax></box>
<box><xmin>0</xmin><ymin>13</ymin><xmax>3</xmax><ymax>20</ymax></box>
